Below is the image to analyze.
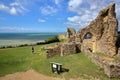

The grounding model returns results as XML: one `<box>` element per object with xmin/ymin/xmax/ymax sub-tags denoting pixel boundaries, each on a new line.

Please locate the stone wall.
<box><xmin>46</xmin><ymin>45</ymin><xmax>61</xmax><ymax>58</ymax></box>
<box><xmin>58</xmin><ymin>34</ymin><xmax>67</xmax><ymax>40</ymax></box>
<box><xmin>73</xmin><ymin>3</ymin><xmax>118</xmax><ymax>57</ymax></box>
<box><xmin>82</xmin><ymin>39</ymin><xmax>93</xmax><ymax>50</ymax></box>
<box><xmin>46</xmin><ymin>42</ymin><xmax>81</xmax><ymax>58</ymax></box>
<box><xmin>67</xmin><ymin>28</ymin><xmax>76</xmax><ymax>39</ymax></box>
<box><xmin>45</xmin><ymin>3</ymin><xmax>120</xmax><ymax>78</ymax></box>
<box><xmin>81</xmin><ymin>44</ymin><xmax>120</xmax><ymax>78</ymax></box>
<box><xmin>61</xmin><ymin>42</ymin><xmax>76</xmax><ymax>56</ymax></box>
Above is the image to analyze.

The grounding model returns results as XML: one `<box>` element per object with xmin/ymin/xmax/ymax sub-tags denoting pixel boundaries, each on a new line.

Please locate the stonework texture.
<box><xmin>81</xmin><ymin>44</ymin><xmax>120</xmax><ymax>78</ymax></box>
<box><xmin>46</xmin><ymin>45</ymin><xmax>61</xmax><ymax>58</ymax></box>
<box><xmin>46</xmin><ymin>3</ymin><xmax>120</xmax><ymax>78</ymax></box>
<box><xmin>61</xmin><ymin>43</ymin><xmax>76</xmax><ymax>56</ymax></box>
<box><xmin>58</xmin><ymin>34</ymin><xmax>66</xmax><ymax>40</ymax></box>
<box><xmin>46</xmin><ymin>42</ymin><xmax>80</xmax><ymax>58</ymax></box>
<box><xmin>74</xmin><ymin>3</ymin><xmax>118</xmax><ymax>56</ymax></box>
<box><xmin>67</xmin><ymin>28</ymin><xmax>76</xmax><ymax>39</ymax></box>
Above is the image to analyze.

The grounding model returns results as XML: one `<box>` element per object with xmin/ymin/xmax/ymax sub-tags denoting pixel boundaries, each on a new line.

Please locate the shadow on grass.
<box><xmin>52</xmin><ymin>67</ymin><xmax>69</xmax><ymax>75</ymax></box>
<box><xmin>59</xmin><ymin>68</ymin><xmax>69</xmax><ymax>74</ymax></box>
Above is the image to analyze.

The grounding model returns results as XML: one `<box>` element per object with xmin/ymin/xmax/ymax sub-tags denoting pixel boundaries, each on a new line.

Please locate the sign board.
<box><xmin>53</xmin><ymin>64</ymin><xmax>57</xmax><ymax>68</ymax></box>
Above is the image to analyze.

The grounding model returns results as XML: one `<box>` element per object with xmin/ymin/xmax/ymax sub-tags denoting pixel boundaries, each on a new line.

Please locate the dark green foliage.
<box><xmin>45</xmin><ymin>36</ymin><xmax>60</xmax><ymax>44</ymax></box>
<box><xmin>0</xmin><ymin>46</ymin><xmax>6</xmax><ymax>49</ymax></box>
<box><xmin>18</xmin><ymin>44</ymin><xmax>29</xmax><ymax>47</ymax></box>
<box><xmin>36</xmin><ymin>36</ymin><xmax>60</xmax><ymax>45</ymax></box>
<box><xmin>36</xmin><ymin>42</ymin><xmax>46</xmax><ymax>45</ymax></box>
<box><xmin>6</xmin><ymin>46</ymin><xmax>13</xmax><ymax>48</ymax></box>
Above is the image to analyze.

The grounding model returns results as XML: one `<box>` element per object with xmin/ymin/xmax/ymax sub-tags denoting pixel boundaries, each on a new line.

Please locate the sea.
<box><xmin>0</xmin><ymin>32</ymin><xmax>63</xmax><ymax>47</ymax></box>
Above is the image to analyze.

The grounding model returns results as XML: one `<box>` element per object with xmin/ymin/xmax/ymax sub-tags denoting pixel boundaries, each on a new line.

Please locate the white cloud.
<box><xmin>40</xmin><ymin>5</ymin><xmax>58</xmax><ymax>15</ymax></box>
<box><xmin>0</xmin><ymin>4</ymin><xmax>17</xmax><ymax>15</ymax></box>
<box><xmin>10</xmin><ymin>2</ymin><xmax>19</xmax><ymax>6</ymax></box>
<box><xmin>68</xmin><ymin>0</ymin><xmax>82</xmax><ymax>14</ymax></box>
<box><xmin>53</xmin><ymin>0</ymin><xmax>61</xmax><ymax>5</ymax></box>
<box><xmin>0</xmin><ymin>26</ymin><xmax>33</xmax><ymax>32</ymax></box>
<box><xmin>68</xmin><ymin>16</ymin><xmax>80</xmax><ymax>22</ymax></box>
<box><xmin>10</xmin><ymin>7</ymin><xmax>17</xmax><ymax>15</ymax></box>
<box><xmin>0</xmin><ymin>4</ymin><xmax>8</xmax><ymax>11</ymax></box>
<box><xmin>0</xmin><ymin>0</ymin><xmax>30</xmax><ymax>15</ymax></box>
<box><xmin>38</xmin><ymin>19</ymin><xmax>46</xmax><ymax>23</ymax></box>
<box><xmin>90</xmin><ymin>4</ymin><xmax>97</xmax><ymax>10</ymax></box>
<box><xmin>67</xmin><ymin>0</ymin><xmax>120</xmax><ymax>29</ymax></box>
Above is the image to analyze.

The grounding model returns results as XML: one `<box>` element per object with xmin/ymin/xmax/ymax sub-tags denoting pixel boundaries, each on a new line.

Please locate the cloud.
<box><xmin>53</xmin><ymin>0</ymin><xmax>61</xmax><ymax>5</ymax></box>
<box><xmin>68</xmin><ymin>0</ymin><xmax>82</xmax><ymax>14</ymax></box>
<box><xmin>0</xmin><ymin>0</ymin><xmax>30</xmax><ymax>15</ymax></box>
<box><xmin>38</xmin><ymin>19</ymin><xmax>46</xmax><ymax>23</ymax></box>
<box><xmin>0</xmin><ymin>3</ymin><xmax>17</xmax><ymax>15</ymax></box>
<box><xmin>40</xmin><ymin>5</ymin><xmax>58</xmax><ymax>15</ymax></box>
<box><xmin>67</xmin><ymin>0</ymin><xmax>120</xmax><ymax>29</ymax></box>
<box><xmin>67</xmin><ymin>14</ymin><xmax>93</xmax><ymax>28</ymax></box>
<box><xmin>90</xmin><ymin>4</ymin><xmax>97</xmax><ymax>10</ymax></box>
<box><xmin>10</xmin><ymin>2</ymin><xmax>19</xmax><ymax>6</ymax></box>
<box><xmin>68</xmin><ymin>16</ymin><xmax>80</xmax><ymax>22</ymax></box>
<box><xmin>10</xmin><ymin>7</ymin><xmax>17</xmax><ymax>15</ymax></box>
<box><xmin>0</xmin><ymin>26</ymin><xmax>33</xmax><ymax>32</ymax></box>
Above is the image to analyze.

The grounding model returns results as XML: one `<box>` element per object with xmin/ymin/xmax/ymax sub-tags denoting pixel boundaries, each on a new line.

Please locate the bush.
<box><xmin>7</xmin><ymin>46</ymin><xmax>13</xmax><ymax>48</ymax></box>
<box><xmin>18</xmin><ymin>44</ymin><xmax>28</xmax><ymax>47</ymax></box>
<box><xmin>36</xmin><ymin>42</ymin><xmax>46</xmax><ymax>45</ymax></box>
<box><xmin>0</xmin><ymin>46</ymin><xmax>6</xmax><ymax>49</ymax></box>
<box><xmin>45</xmin><ymin>36</ymin><xmax>60</xmax><ymax>44</ymax></box>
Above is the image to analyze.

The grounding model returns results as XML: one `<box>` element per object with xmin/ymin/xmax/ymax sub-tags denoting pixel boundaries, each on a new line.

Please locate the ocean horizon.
<box><xmin>0</xmin><ymin>32</ymin><xmax>65</xmax><ymax>47</ymax></box>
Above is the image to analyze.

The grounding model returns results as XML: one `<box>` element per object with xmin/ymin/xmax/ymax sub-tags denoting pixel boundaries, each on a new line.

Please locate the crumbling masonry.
<box><xmin>46</xmin><ymin>3</ymin><xmax>120</xmax><ymax>78</ymax></box>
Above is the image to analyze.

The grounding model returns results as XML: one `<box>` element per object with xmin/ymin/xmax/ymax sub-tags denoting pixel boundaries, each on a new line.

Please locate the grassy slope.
<box><xmin>0</xmin><ymin>42</ymin><xmax>118</xmax><ymax>79</ymax></box>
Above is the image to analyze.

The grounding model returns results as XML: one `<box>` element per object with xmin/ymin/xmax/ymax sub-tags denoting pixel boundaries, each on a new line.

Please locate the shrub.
<box><xmin>45</xmin><ymin>36</ymin><xmax>60</xmax><ymax>44</ymax></box>
<box><xmin>18</xmin><ymin>44</ymin><xmax>28</xmax><ymax>47</ymax></box>
<box><xmin>7</xmin><ymin>46</ymin><xmax>13</xmax><ymax>48</ymax></box>
<box><xmin>36</xmin><ymin>42</ymin><xmax>46</xmax><ymax>45</ymax></box>
<box><xmin>0</xmin><ymin>46</ymin><xmax>6</xmax><ymax>49</ymax></box>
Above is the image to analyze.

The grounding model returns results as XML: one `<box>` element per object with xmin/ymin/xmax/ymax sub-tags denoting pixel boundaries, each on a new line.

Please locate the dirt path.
<box><xmin>0</xmin><ymin>69</ymin><xmax>83</xmax><ymax>80</ymax></box>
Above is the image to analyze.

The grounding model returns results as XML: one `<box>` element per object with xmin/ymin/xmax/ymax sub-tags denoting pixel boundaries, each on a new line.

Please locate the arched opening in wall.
<box><xmin>83</xmin><ymin>32</ymin><xmax>94</xmax><ymax>52</ymax></box>
<box><xmin>84</xmin><ymin>32</ymin><xmax>92</xmax><ymax>39</ymax></box>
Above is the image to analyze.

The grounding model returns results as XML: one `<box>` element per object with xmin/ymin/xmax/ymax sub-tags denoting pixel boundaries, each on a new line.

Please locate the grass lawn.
<box><xmin>0</xmin><ymin>42</ymin><xmax>118</xmax><ymax>79</ymax></box>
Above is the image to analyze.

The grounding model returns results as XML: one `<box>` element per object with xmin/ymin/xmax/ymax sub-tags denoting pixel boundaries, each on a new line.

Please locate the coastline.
<box><xmin>0</xmin><ymin>32</ymin><xmax>66</xmax><ymax>48</ymax></box>
<box><xmin>0</xmin><ymin>39</ymin><xmax>45</xmax><ymax>48</ymax></box>
<box><xmin>0</xmin><ymin>39</ymin><xmax>44</xmax><ymax>47</ymax></box>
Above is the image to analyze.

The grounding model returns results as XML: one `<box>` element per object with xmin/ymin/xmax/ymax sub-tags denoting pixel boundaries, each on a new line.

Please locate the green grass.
<box><xmin>0</xmin><ymin>42</ymin><xmax>119</xmax><ymax>79</ymax></box>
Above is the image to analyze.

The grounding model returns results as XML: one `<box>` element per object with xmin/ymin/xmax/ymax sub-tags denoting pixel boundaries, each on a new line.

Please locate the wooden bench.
<box><xmin>50</xmin><ymin>62</ymin><xmax>62</xmax><ymax>74</ymax></box>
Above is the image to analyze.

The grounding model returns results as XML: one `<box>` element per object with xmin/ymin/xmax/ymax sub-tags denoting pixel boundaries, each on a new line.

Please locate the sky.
<box><xmin>0</xmin><ymin>0</ymin><xmax>120</xmax><ymax>33</ymax></box>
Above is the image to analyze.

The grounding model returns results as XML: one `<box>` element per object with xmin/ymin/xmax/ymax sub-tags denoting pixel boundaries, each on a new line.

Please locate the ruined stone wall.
<box><xmin>81</xmin><ymin>44</ymin><xmax>120</xmax><ymax>78</ymax></box>
<box><xmin>76</xmin><ymin>43</ymin><xmax>81</xmax><ymax>53</ymax></box>
<box><xmin>61</xmin><ymin>42</ymin><xmax>76</xmax><ymax>56</ymax></box>
<box><xmin>73</xmin><ymin>3</ymin><xmax>118</xmax><ymax>56</ymax></box>
<box><xmin>45</xmin><ymin>3</ymin><xmax>120</xmax><ymax>78</ymax></box>
<box><xmin>46</xmin><ymin>42</ymin><xmax>81</xmax><ymax>58</ymax></box>
<box><xmin>46</xmin><ymin>45</ymin><xmax>61</xmax><ymax>58</ymax></box>
<box><xmin>82</xmin><ymin>39</ymin><xmax>93</xmax><ymax>50</ymax></box>
<box><xmin>58</xmin><ymin>34</ymin><xmax>67</xmax><ymax>40</ymax></box>
<box><xmin>67</xmin><ymin>28</ymin><xmax>76</xmax><ymax>39</ymax></box>
<box><xmin>104</xmin><ymin>61</ymin><xmax>120</xmax><ymax>78</ymax></box>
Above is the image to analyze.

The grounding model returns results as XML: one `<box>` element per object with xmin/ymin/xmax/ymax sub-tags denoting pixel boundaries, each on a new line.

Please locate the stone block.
<box><xmin>61</xmin><ymin>43</ymin><xmax>76</xmax><ymax>56</ymax></box>
<box><xmin>46</xmin><ymin>45</ymin><xmax>61</xmax><ymax>58</ymax></box>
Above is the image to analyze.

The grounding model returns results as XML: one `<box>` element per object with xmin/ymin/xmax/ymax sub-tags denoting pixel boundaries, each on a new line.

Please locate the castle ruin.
<box><xmin>46</xmin><ymin>3</ymin><xmax>120</xmax><ymax>78</ymax></box>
